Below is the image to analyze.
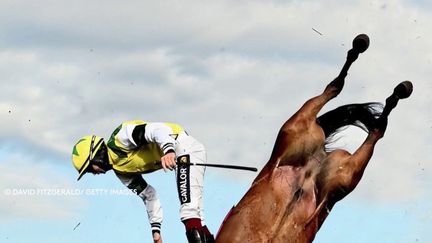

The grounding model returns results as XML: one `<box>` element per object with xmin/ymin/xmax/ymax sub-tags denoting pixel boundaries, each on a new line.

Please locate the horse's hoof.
<box><xmin>352</xmin><ymin>34</ymin><xmax>369</xmax><ymax>53</ymax></box>
<box><xmin>394</xmin><ymin>81</ymin><xmax>413</xmax><ymax>99</ymax></box>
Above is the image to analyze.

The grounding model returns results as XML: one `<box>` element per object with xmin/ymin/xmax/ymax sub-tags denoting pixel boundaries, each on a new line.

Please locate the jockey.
<box><xmin>72</xmin><ymin>120</ymin><xmax>215</xmax><ymax>243</ymax></box>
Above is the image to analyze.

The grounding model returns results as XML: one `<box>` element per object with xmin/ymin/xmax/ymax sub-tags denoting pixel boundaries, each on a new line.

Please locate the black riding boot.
<box><xmin>186</xmin><ymin>228</ymin><xmax>206</xmax><ymax>243</ymax></box>
<box><xmin>205</xmin><ymin>233</ymin><xmax>215</xmax><ymax>243</ymax></box>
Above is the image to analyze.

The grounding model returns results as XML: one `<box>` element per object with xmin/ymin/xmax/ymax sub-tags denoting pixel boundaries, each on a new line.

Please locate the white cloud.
<box><xmin>0</xmin><ymin>0</ymin><xmax>430</xmax><ymax>206</ymax></box>
<box><xmin>0</xmin><ymin>151</ymin><xmax>86</xmax><ymax>222</ymax></box>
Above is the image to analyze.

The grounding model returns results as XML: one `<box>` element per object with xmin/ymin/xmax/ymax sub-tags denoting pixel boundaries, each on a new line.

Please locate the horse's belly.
<box><xmin>216</xmin><ymin>167</ymin><xmax>318</xmax><ymax>242</ymax></box>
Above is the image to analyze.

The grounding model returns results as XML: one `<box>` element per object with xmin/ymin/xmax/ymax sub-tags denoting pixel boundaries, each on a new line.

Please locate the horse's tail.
<box><xmin>316</xmin><ymin>102</ymin><xmax>383</xmax><ymax>143</ymax></box>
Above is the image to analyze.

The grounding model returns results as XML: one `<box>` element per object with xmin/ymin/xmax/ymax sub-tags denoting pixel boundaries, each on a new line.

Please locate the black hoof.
<box><xmin>394</xmin><ymin>81</ymin><xmax>413</xmax><ymax>99</ymax></box>
<box><xmin>352</xmin><ymin>34</ymin><xmax>369</xmax><ymax>53</ymax></box>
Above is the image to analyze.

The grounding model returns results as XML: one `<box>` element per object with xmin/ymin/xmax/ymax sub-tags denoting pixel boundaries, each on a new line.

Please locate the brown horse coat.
<box><xmin>216</xmin><ymin>34</ymin><xmax>412</xmax><ymax>243</ymax></box>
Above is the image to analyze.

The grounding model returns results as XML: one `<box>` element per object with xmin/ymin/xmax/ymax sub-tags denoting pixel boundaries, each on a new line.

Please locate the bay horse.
<box><xmin>216</xmin><ymin>34</ymin><xmax>413</xmax><ymax>243</ymax></box>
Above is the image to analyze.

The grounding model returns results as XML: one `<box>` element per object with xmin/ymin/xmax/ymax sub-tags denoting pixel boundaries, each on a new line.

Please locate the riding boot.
<box><xmin>186</xmin><ymin>228</ymin><xmax>206</xmax><ymax>243</ymax></box>
<box><xmin>205</xmin><ymin>233</ymin><xmax>215</xmax><ymax>243</ymax></box>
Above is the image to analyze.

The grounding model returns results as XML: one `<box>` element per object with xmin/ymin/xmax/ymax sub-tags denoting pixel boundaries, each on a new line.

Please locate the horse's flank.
<box><xmin>215</xmin><ymin>34</ymin><xmax>412</xmax><ymax>242</ymax></box>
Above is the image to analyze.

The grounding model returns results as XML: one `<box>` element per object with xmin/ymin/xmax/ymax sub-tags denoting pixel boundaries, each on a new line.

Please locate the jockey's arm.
<box><xmin>132</xmin><ymin>123</ymin><xmax>177</xmax><ymax>154</ymax></box>
<box><xmin>132</xmin><ymin>123</ymin><xmax>177</xmax><ymax>170</ymax></box>
<box><xmin>115</xmin><ymin>173</ymin><xmax>163</xmax><ymax>241</ymax></box>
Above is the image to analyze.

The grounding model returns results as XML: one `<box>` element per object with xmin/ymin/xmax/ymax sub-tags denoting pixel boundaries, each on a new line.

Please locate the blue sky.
<box><xmin>1</xmin><ymin>1</ymin><xmax>431</xmax><ymax>242</ymax></box>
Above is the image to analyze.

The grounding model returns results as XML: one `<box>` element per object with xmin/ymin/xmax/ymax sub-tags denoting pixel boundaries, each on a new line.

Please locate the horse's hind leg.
<box><xmin>344</xmin><ymin>81</ymin><xmax>413</xmax><ymax>187</ymax></box>
<box><xmin>255</xmin><ymin>35</ymin><xmax>371</xmax><ymax>181</ymax></box>
<box><xmin>291</xmin><ymin>34</ymin><xmax>371</xmax><ymax>120</ymax></box>
<box><xmin>324</xmin><ymin>34</ymin><xmax>370</xmax><ymax>100</ymax></box>
<box><xmin>375</xmin><ymin>81</ymin><xmax>413</xmax><ymax>134</ymax></box>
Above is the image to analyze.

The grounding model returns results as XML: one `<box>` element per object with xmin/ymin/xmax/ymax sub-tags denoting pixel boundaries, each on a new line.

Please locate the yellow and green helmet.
<box><xmin>72</xmin><ymin>135</ymin><xmax>105</xmax><ymax>181</ymax></box>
